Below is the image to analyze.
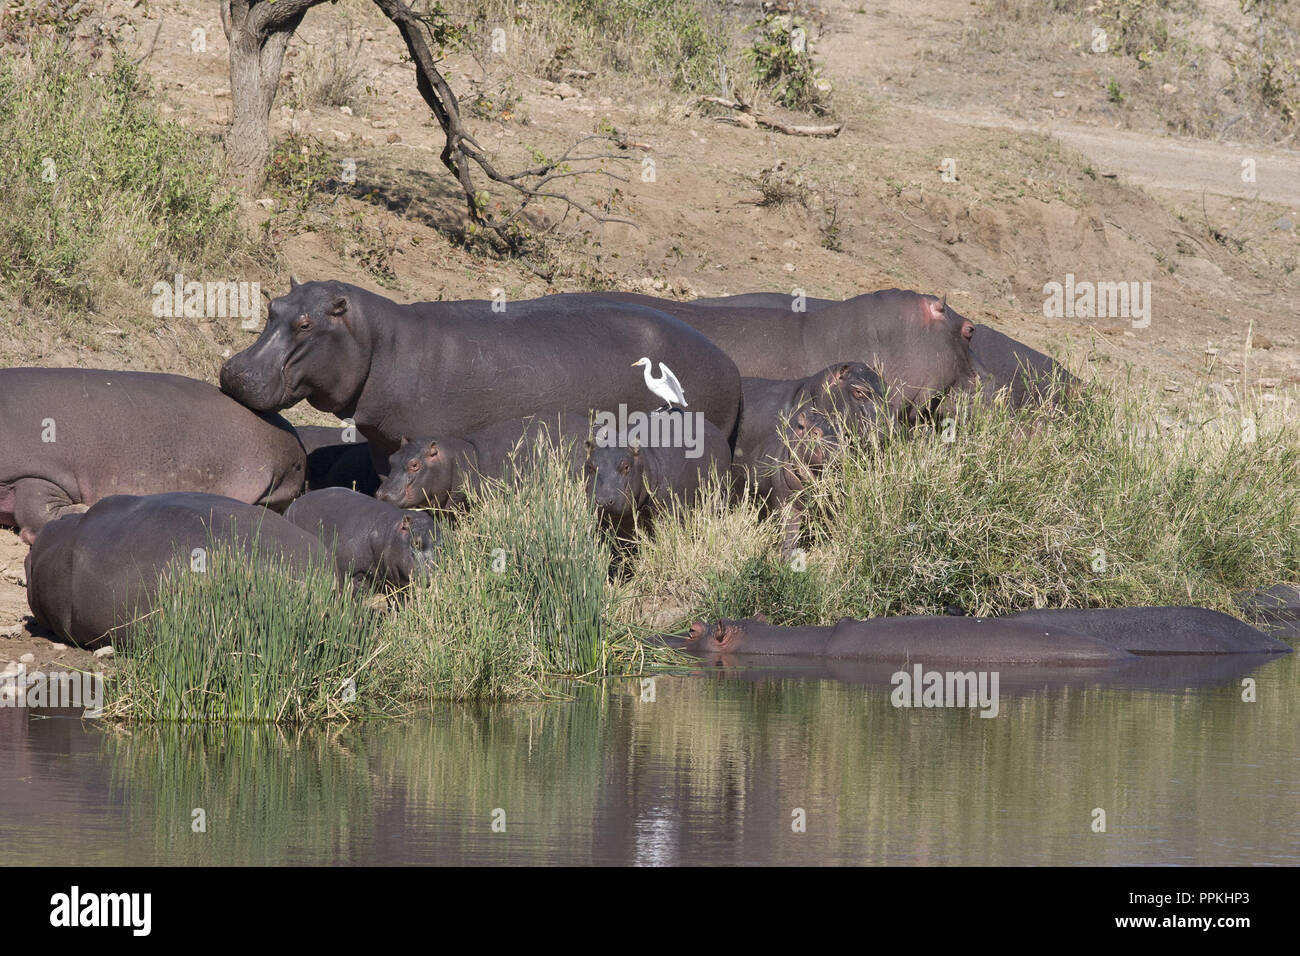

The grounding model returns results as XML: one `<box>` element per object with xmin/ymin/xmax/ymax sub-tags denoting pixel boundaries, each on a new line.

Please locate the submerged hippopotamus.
<box><xmin>1000</xmin><ymin>607</ymin><xmax>1293</xmax><ymax>655</ymax></box>
<box><xmin>584</xmin><ymin>410</ymin><xmax>732</xmax><ymax>533</ymax></box>
<box><xmin>294</xmin><ymin>424</ymin><xmax>379</xmax><ymax>495</ymax></box>
<box><xmin>375</xmin><ymin>414</ymin><xmax>590</xmax><ymax>511</ymax></box>
<box><xmin>689</xmin><ymin>291</ymin><xmax>1077</xmax><ymax>408</ymax></box>
<box><xmin>671</xmin><ymin>615</ymin><xmax>1134</xmax><ymax>665</ymax></box>
<box><xmin>575</xmin><ymin>289</ymin><xmax>976</xmax><ymax>422</ymax></box>
<box><xmin>739</xmin><ymin>361</ymin><xmax>886</xmax><ymax>456</ymax></box>
<box><xmin>284</xmin><ymin>487</ymin><xmax>441</xmax><ymax>591</ymax></box>
<box><xmin>219</xmin><ymin>280</ymin><xmax>744</xmax><ymax>469</ymax></box>
<box><xmin>24</xmin><ymin>492</ymin><xmax>330</xmax><ymax>648</ymax></box>
<box><xmin>0</xmin><ymin>368</ymin><xmax>306</xmax><ymax>544</ymax></box>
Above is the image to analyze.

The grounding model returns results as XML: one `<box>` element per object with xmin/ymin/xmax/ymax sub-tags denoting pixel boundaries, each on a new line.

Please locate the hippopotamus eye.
<box><xmin>293</xmin><ymin>315</ymin><xmax>313</xmax><ymax>333</ymax></box>
<box><xmin>618</xmin><ymin>462</ymin><xmax>629</xmax><ymax>474</ymax></box>
<box><xmin>406</xmin><ymin>459</ymin><xmax>420</xmax><ymax>473</ymax></box>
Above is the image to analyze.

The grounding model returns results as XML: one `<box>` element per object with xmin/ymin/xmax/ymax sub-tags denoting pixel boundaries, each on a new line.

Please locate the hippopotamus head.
<box><xmin>584</xmin><ymin>441</ymin><xmax>648</xmax><ymax>521</ymax></box>
<box><xmin>684</xmin><ymin>617</ymin><xmax>762</xmax><ymax>654</ymax></box>
<box><xmin>925</xmin><ymin>295</ymin><xmax>984</xmax><ymax>396</ymax></box>
<box><xmin>808</xmin><ymin>362</ymin><xmax>886</xmax><ymax>433</ymax></box>
<box><xmin>389</xmin><ymin>510</ymin><xmax>442</xmax><ymax>587</ymax></box>
<box><xmin>220</xmin><ymin>279</ymin><xmax>371</xmax><ymax>414</ymax></box>
<box><xmin>377</xmin><ymin>438</ymin><xmax>462</xmax><ymax>510</ymax></box>
<box><xmin>783</xmin><ymin>405</ymin><xmax>838</xmax><ymax>470</ymax></box>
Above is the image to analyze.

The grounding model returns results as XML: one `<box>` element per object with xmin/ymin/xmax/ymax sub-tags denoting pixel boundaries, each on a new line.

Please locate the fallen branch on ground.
<box><xmin>698</xmin><ymin>95</ymin><xmax>842</xmax><ymax>138</ymax></box>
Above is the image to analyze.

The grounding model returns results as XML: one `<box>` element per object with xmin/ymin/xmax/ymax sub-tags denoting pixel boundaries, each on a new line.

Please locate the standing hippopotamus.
<box><xmin>219</xmin><ymin>280</ymin><xmax>743</xmax><ymax>470</ymax></box>
<box><xmin>575</xmin><ymin>289</ymin><xmax>976</xmax><ymax>421</ymax></box>
<box><xmin>375</xmin><ymin>413</ymin><xmax>591</xmax><ymax>510</ymax></box>
<box><xmin>1001</xmin><ymin>607</ymin><xmax>1292</xmax><ymax>655</ymax></box>
<box><xmin>689</xmin><ymin>291</ymin><xmax>1077</xmax><ymax>408</ymax></box>
<box><xmin>0</xmin><ymin>368</ymin><xmax>306</xmax><ymax>544</ymax></box>
<box><xmin>24</xmin><ymin>492</ymin><xmax>330</xmax><ymax>648</ymax></box>
<box><xmin>584</xmin><ymin>411</ymin><xmax>732</xmax><ymax>533</ymax></box>
<box><xmin>295</xmin><ymin>424</ymin><xmax>379</xmax><ymax>495</ymax></box>
<box><xmin>673</xmin><ymin>615</ymin><xmax>1135</xmax><ymax>665</ymax></box>
<box><xmin>738</xmin><ymin>361</ymin><xmax>885</xmax><ymax>456</ymax></box>
<box><xmin>284</xmin><ymin>487</ymin><xmax>442</xmax><ymax>590</ymax></box>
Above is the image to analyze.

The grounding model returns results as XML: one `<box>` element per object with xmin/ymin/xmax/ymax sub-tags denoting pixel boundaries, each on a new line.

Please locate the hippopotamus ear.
<box><xmin>426</xmin><ymin>441</ymin><xmax>439</xmax><ymax>458</ymax></box>
<box><xmin>960</xmin><ymin>319</ymin><xmax>974</xmax><ymax>341</ymax></box>
<box><xmin>753</xmin><ymin>612</ymin><xmax>768</xmax><ymax>623</ymax></box>
<box><xmin>289</xmin><ymin>275</ymin><xmax>300</xmax><ymax>290</ymax></box>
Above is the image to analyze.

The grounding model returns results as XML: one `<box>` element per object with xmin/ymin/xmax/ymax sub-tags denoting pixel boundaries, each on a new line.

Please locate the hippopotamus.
<box><xmin>1001</xmin><ymin>607</ymin><xmax>1293</xmax><ymax>655</ymax></box>
<box><xmin>376</xmin><ymin>413</ymin><xmax>591</xmax><ymax>510</ymax></box>
<box><xmin>733</xmin><ymin>404</ymin><xmax>838</xmax><ymax>554</ymax></box>
<box><xmin>24</xmin><ymin>492</ymin><xmax>330</xmax><ymax>648</ymax></box>
<box><xmin>689</xmin><ymin>291</ymin><xmax>1077</xmax><ymax>408</ymax></box>
<box><xmin>1235</xmin><ymin>584</ymin><xmax>1300</xmax><ymax>625</ymax></box>
<box><xmin>571</xmin><ymin>289</ymin><xmax>976</xmax><ymax>422</ymax></box>
<box><xmin>584</xmin><ymin>410</ymin><xmax>732</xmax><ymax>533</ymax></box>
<box><xmin>0</xmin><ymin>368</ymin><xmax>306</xmax><ymax>544</ymax></box>
<box><xmin>670</xmin><ymin>615</ymin><xmax>1134</xmax><ymax>665</ymax></box>
<box><xmin>284</xmin><ymin>487</ymin><xmax>441</xmax><ymax>590</ymax></box>
<box><xmin>738</xmin><ymin>361</ymin><xmax>885</xmax><ymax>456</ymax></box>
<box><xmin>218</xmin><ymin>280</ymin><xmax>744</xmax><ymax>470</ymax></box>
<box><xmin>294</xmin><ymin>424</ymin><xmax>379</xmax><ymax>495</ymax></box>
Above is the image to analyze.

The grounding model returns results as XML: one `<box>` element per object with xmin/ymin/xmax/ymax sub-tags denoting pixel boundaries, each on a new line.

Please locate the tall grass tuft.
<box><xmin>106</xmin><ymin>541</ymin><xmax>377</xmax><ymax>723</ymax></box>
<box><xmin>382</xmin><ymin>440</ymin><xmax>620</xmax><ymax>703</ymax></box>
<box><xmin>0</xmin><ymin>39</ymin><xmax>241</xmax><ymax>313</ymax></box>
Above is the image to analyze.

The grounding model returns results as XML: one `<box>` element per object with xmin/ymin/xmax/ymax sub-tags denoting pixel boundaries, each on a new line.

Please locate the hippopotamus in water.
<box><xmin>0</xmin><ymin>368</ymin><xmax>306</xmax><ymax>544</ymax></box>
<box><xmin>689</xmin><ymin>291</ymin><xmax>1077</xmax><ymax>408</ymax></box>
<box><xmin>294</xmin><ymin>424</ymin><xmax>379</xmax><ymax>495</ymax></box>
<box><xmin>1235</xmin><ymin>584</ymin><xmax>1300</xmax><ymax>625</ymax></box>
<box><xmin>738</xmin><ymin>361</ymin><xmax>885</xmax><ymax>456</ymax></box>
<box><xmin>284</xmin><ymin>487</ymin><xmax>441</xmax><ymax>590</ymax></box>
<box><xmin>671</xmin><ymin>615</ymin><xmax>1134</xmax><ymax>665</ymax></box>
<box><xmin>584</xmin><ymin>410</ymin><xmax>732</xmax><ymax>533</ymax></box>
<box><xmin>24</xmin><ymin>492</ymin><xmax>330</xmax><ymax>648</ymax></box>
<box><xmin>573</xmin><ymin>289</ymin><xmax>976</xmax><ymax>422</ymax></box>
<box><xmin>219</xmin><ymin>280</ymin><xmax>744</xmax><ymax>470</ymax></box>
<box><xmin>1000</xmin><ymin>607</ymin><xmax>1292</xmax><ymax>655</ymax></box>
<box><xmin>375</xmin><ymin>413</ymin><xmax>591</xmax><ymax>511</ymax></box>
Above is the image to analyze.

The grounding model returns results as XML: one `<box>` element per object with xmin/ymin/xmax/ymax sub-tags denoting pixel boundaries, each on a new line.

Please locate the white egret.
<box><xmin>631</xmin><ymin>357</ymin><xmax>688</xmax><ymax>410</ymax></box>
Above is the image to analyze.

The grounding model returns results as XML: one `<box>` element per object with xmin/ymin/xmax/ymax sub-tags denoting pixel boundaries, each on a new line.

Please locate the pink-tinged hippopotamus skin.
<box><xmin>219</xmin><ymin>280</ymin><xmax>744</xmax><ymax>469</ymax></box>
<box><xmin>284</xmin><ymin>487</ymin><xmax>442</xmax><ymax>591</ymax></box>
<box><xmin>583</xmin><ymin>412</ymin><xmax>732</xmax><ymax>535</ymax></box>
<box><xmin>671</xmin><ymin>615</ymin><xmax>1135</xmax><ymax>665</ymax></box>
<box><xmin>24</xmin><ymin>492</ymin><xmax>331</xmax><ymax>649</ymax></box>
<box><xmin>0</xmin><ymin>368</ymin><xmax>307</xmax><ymax>544</ymax></box>
<box><xmin>738</xmin><ymin>361</ymin><xmax>885</xmax><ymax>456</ymax></box>
<box><xmin>564</xmin><ymin>289</ymin><xmax>976</xmax><ymax>423</ymax></box>
<box><xmin>1001</xmin><ymin>607</ymin><xmax>1292</xmax><ymax>655</ymax></box>
<box><xmin>375</xmin><ymin>414</ymin><xmax>591</xmax><ymax>511</ymax></box>
<box><xmin>689</xmin><ymin>291</ymin><xmax>1077</xmax><ymax>408</ymax></box>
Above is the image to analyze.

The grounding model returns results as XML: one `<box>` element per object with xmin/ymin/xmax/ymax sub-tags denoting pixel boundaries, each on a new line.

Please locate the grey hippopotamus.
<box><xmin>1235</xmin><ymin>583</ymin><xmax>1300</xmax><ymax>624</ymax></box>
<box><xmin>376</xmin><ymin>414</ymin><xmax>591</xmax><ymax>511</ymax></box>
<box><xmin>0</xmin><ymin>368</ymin><xmax>306</xmax><ymax>544</ymax></box>
<box><xmin>689</xmin><ymin>291</ymin><xmax>1076</xmax><ymax>408</ymax></box>
<box><xmin>584</xmin><ymin>410</ymin><xmax>732</xmax><ymax>533</ymax></box>
<box><xmin>284</xmin><ymin>487</ymin><xmax>441</xmax><ymax>590</ymax></box>
<box><xmin>733</xmin><ymin>404</ymin><xmax>838</xmax><ymax>554</ymax></box>
<box><xmin>294</xmin><ymin>424</ymin><xmax>379</xmax><ymax>495</ymax></box>
<box><xmin>671</xmin><ymin>615</ymin><xmax>1134</xmax><ymax>665</ymax></box>
<box><xmin>24</xmin><ymin>492</ymin><xmax>330</xmax><ymax>648</ymax></box>
<box><xmin>574</xmin><ymin>289</ymin><xmax>977</xmax><ymax>422</ymax></box>
<box><xmin>738</xmin><ymin>361</ymin><xmax>885</xmax><ymax>457</ymax></box>
<box><xmin>1001</xmin><ymin>607</ymin><xmax>1293</xmax><ymax>655</ymax></box>
<box><xmin>219</xmin><ymin>280</ymin><xmax>744</xmax><ymax>469</ymax></box>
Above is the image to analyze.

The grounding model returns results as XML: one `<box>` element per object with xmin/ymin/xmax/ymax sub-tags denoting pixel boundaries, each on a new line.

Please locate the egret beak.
<box><xmin>630</xmin><ymin>361</ymin><xmax>638</xmax><ymax>367</ymax></box>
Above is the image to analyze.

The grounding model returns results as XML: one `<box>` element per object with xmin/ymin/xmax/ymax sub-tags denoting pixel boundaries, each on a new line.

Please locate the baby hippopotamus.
<box><xmin>733</xmin><ymin>404</ymin><xmax>839</xmax><ymax>554</ymax></box>
<box><xmin>585</xmin><ymin>410</ymin><xmax>732</xmax><ymax>534</ymax></box>
<box><xmin>376</xmin><ymin>414</ymin><xmax>589</xmax><ymax>511</ymax></box>
<box><xmin>284</xmin><ymin>488</ymin><xmax>442</xmax><ymax>591</ymax></box>
<box><xmin>674</xmin><ymin>615</ymin><xmax>1135</xmax><ymax>665</ymax></box>
<box><xmin>739</xmin><ymin>361</ymin><xmax>886</xmax><ymax>455</ymax></box>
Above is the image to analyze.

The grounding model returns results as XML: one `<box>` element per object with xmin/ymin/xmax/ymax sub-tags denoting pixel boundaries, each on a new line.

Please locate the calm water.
<box><xmin>2</xmin><ymin>650</ymin><xmax>1297</xmax><ymax>865</ymax></box>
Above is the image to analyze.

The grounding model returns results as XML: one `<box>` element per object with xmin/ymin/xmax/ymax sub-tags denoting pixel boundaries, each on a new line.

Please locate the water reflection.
<box><xmin>1</xmin><ymin>652</ymin><xmax>1295</xmax><ymax>865</ymax></box>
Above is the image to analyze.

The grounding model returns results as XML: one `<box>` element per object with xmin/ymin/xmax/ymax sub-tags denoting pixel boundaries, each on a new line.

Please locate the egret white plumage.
<box><xmin>631</xmin><ymin>357</ymin><xmax>688</xmax><ymax>410</ymax></box>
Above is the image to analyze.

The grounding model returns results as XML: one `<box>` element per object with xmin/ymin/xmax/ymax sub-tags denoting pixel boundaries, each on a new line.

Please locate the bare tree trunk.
<box><xmin>220</xmin><ymin>0</ymin><xmax>323</xmax><ymax>183</ymax></box>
